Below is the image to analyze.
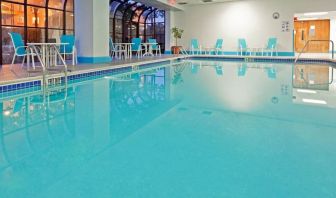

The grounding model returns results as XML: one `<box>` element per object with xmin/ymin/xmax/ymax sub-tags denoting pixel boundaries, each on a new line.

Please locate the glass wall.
<box><xmin>0</xmin><ymin>0</ymin><xmax>74</xmax><ymax>65</ymax></box>
<box><xmin>109</xmin><ymin>0</ymin><xmax>165</xmax><ymax>52</ymax></box>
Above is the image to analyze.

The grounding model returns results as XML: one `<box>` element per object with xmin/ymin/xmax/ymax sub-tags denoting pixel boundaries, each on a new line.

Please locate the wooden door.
<box><xmin>294</xmin><ymin>19</ymin><xmax>330</xmax><ymax>53</ymax></box>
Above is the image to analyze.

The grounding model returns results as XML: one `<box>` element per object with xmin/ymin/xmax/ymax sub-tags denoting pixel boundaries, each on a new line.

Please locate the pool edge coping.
<box><xmin>1</xmin><ymin>55</ymin><xmax>335</xmax><ymax>93</ymax></box>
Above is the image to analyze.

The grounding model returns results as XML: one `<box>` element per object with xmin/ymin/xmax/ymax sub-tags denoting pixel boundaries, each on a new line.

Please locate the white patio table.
<box><xmin>27</xmin><ymin>42</ymin><xmax>68</xmax><ymax>67</ymax></box>
<box><xmin>113</xmin><ymin>43</ymin><xmax>134</xmax><ymax>59</ymax></box>
<box><xmin>141</xmin><ymin>43</ymin><xmax>158</xmax><ymax>56</ymax></box>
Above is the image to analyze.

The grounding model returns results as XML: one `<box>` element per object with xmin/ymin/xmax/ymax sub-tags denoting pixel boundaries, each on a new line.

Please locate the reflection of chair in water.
<box><xmin>1</xmin><ymin>88</ymin><xmax>75</xmax><ymax>169</ymax></box>
<box><xmin>215</xmin><ymin>65</ymin><xmax>223</xmax><ymax>76</ymax></box>
<box><xmin>110</xmin><ymin>78</ymin><xmax>144</xmax><ymax>111</ymax></box>
<box><xmin>267</xmin><ymin>67</ymin><xmax>277</xmax><ymax>79</ymax></box>
<box><xmin>13</xmin><ymin>98</ymin><xmax>25</xmax><ymax>113</ymax></box>
<box><xmin>172</xmin><ymin>62</ymin><xmax>187</xmax><ymax>85</ymax></box>
<box><xmin>110</xmin><ymin>69</ymin><xmax>166</xmax><ymax>113</ymax></box>
<box><xmin>238</xmin><ymin>63</ymin><xmax>247</xmax><ymax>77</ymax></box>
<box><xmin>191</xmin><ymin>62</ymin><xmax>201</xmax><ymax>74</ymax></box>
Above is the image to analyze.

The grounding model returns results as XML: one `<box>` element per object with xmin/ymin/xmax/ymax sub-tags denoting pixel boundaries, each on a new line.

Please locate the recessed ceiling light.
<box><xmin>298</xmin><ymin>17</ymin><xmax>319</xmax><ymax>21</ymax></box>
<box><xmin>304</xmin><ymin>12</ymin><xmax>328</xmax><ymax>16</ymax></box>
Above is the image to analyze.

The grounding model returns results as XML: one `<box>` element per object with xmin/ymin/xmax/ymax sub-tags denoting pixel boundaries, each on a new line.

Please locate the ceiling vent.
<box><xmin>202</xmin><ymin>0</ymin><xmax>213</xmax><ymax>2</ymax></box>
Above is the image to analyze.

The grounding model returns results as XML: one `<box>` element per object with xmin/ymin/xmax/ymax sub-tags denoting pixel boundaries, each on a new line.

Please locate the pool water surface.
<box><xmin>1</xmin><ymin>60</ymin><xmax>336</xmax><ymax>197</ymax></box>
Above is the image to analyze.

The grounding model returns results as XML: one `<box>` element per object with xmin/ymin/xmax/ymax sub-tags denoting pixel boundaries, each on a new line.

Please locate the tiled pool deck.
<box><xmin>0</xmin><ymin>55</ymin><xmax>181</xmax><ymax>85</ymax></box>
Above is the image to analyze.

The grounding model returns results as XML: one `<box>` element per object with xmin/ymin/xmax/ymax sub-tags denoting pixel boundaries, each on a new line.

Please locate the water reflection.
<box><xmin>170</xmin><ymin>61</ymin><xmax>336</xmax><ymax>125</ymax></box>
<box><xmin>292</xmin><ymin>64</ymin><xmax>336</xmax><ymax>108</ymax></box>
<box><xmin>0</xmin><ymin>61</ymin><xmax>336</xmax><ymax>197</ymax></box>
<box><xmin>238</xmin><ymin>63</ymin><xmax>247</xmax><ymax>77</ymax></box>
<box><xmin>293</xmin><ymin>64</ymin><xmax>333</xmax><ymax>90</ymax></box>
<box><xmin>0</xmin><ymin>67</ymin><xmax>174</xmax><ymax>197</ymax></box>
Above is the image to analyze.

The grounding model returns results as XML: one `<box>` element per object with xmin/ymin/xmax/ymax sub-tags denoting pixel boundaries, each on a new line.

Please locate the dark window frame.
<box><xmin>0</xmin><ymin>0</ymin><xmax>75</xmax><ymax>65</ymax></box>
<box><xmin>109</xmin><ymin>0</ymin><xmax>165</xmax><ymax>53</ymax></box>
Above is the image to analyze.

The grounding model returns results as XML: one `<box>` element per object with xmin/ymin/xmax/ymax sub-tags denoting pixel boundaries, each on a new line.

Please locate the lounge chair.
<box><xmin>60</xmin><ymin>34</ymin><xmax>77</xmax><ymax>65</ymax></box>
<box><xmin>8</xmin><ymin>32</ymin><xmax>37</xmax><ymax>70</ymax></box>
<box><xmin>238</xmin><ymin>38</ymin><xmax>249</xmax><ymax>56</ymax></box>
<box><xmin>212</xmin><ymin>39</ymin><xmax>224</xmax><ymax>55</ymax></box>
<box><xmin>191</xmin><ymin>39</ymin><xmax>202</xmax><ymax>55</ymax></box>
<box><xmin>262</xmin><ymin>38</ymin><xmax>278</xmax><ymax>57</ymax></box>
<box><xmin>131</xmin><ymin>38</ymin><xmax>142</xmax><ymax>58</ymax></box>
<box><xmin>109</xmin><ymin>37</ymin><xmax>126</xmax><ymax>59</ymax></box>
<box><xmin>148</xmin><ymin>38</ymin><xmax>161</xmax><ymax>56</ymax></box>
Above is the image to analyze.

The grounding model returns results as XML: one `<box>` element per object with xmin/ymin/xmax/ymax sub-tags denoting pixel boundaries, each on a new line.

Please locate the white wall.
<box><xmin>331</xmin><ymin>19</ymin><xmax>336</xmax><ymax>52</ymax></box>
<box><xmin>75</xmin><ymin>0</ymin><xmax>110</xmax><ymax>62</ymax></box>
<box><xmin>169</xmin><ymin>0</ymin><xmax>336</xmax><ymax>55</ymax></box>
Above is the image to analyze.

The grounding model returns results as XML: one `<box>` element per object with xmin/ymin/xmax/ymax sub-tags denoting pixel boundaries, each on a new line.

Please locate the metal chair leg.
<box><xmin>22</xmin><ymin>55</ymin><xmax>27</xmax><ymax>68</ymax></box>
<box><xmin>32</xmin><ymin>54</ymin><xmax>35</xmax><ymax>69</ymax></box>
<box><xmin>11</xmin><ymin>54</ymin><xmax>16</xmax><ymax>70</ymax></box>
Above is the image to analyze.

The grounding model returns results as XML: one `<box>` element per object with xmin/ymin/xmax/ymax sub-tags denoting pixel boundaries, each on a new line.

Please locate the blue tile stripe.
<box><xmin>0</xmin><ymin>81</ymin><xmax>41</xmax><ymax>93</ymax></box>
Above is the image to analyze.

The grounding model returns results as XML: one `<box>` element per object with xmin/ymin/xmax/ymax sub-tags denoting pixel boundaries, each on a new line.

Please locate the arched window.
<box><xmin>0</xmin><ymin>0</ymin><xmax>75</xmax><ymax>65</ymax></box>
<box><xmin>109</xmin><ymin>0</ymin><xmax>165</xmax><ymax>52</ymax></box>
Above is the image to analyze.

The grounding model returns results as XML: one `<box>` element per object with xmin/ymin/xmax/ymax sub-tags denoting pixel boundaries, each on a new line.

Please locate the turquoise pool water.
<box><xmin>1</xmin><ymin>60</ymin><xmax>336</xmax><ymax>197</ymax></box>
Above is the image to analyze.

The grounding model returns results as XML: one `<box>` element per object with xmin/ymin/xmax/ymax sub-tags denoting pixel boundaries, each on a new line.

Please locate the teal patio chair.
<box><xmin>60</xmin><ymin>34</ymin><xmax>77</xmax><ymax>65</ymax></box>
<box><xmin>8</xmin><ymin>32</ymin><xmax>37</xmax><ymax>70</ymax></box>
<box><xmin>191</xmin><ymin>39</ymin><xmax>202</xmax><ymax>55</ymax></box>
<box><xmin>109</xmin><ymin>37</ymin><xmax>126</xmax><ymax>59</ymax></box>
<box><xmin>131</xmin><ymin>38</ymin><xmax>142</xmax><ymax>58</ymax></box>
<box><xmin>238</xmin><ymin>38</ymin><xmax>249</xmax><ymax>56</ymax></box>
<box><xmin>213</xmin><ymin>39</ymin><xmax>224</xmax><ymax>55</ymax></box>
<box><xmin>262</xmin><ymin>38</ymin><xmax>278</xmax><ymax>57</ymax></box>
<box><xmin>148</xmin><ymin>38</ymin><xmax>161</xmax><ymax>56</ymax></box>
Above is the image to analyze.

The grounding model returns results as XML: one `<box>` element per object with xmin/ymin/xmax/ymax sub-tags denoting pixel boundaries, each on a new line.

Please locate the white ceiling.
<box><xmin>295</xmin><ymin>11</ymin><xmax>336</xmax><ymax>20</ymax></box>
<box><xmin>176</xmin><ymin>0</ymin><xmax>243</xmax><ymax>5</ymax></box>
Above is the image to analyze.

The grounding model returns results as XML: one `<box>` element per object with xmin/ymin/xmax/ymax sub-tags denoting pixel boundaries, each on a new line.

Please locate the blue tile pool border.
<box><xmin>0</xmin><ymin>81</ymin><xmax>41</xmax><ymax>93</ymax></box>
<box><xmin>1</xmin><ymin>56</ymin><xmax>335</xmax><ymax>94</ymax></box>
<box><xmin>0</xmin><ymin>60</ymin><xmax>174</xmax><ymax>94</ymax></box>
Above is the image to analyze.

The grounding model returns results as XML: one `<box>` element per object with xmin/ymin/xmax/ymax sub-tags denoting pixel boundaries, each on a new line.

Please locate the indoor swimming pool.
<box><xmin>1</xmin><ymin>59</ymin><xmax>336</xmax><ymax>197</ymax></box>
